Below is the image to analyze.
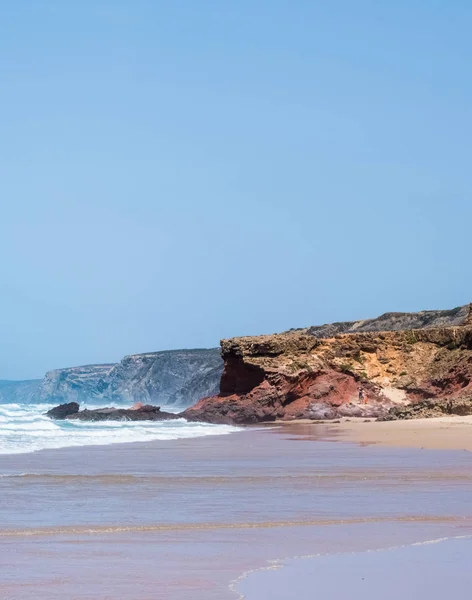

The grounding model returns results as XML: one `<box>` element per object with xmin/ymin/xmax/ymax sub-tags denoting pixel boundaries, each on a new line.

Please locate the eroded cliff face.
<box><xmin>183</xmin><ymin>305</ymin><xmax>472</xmax><ymax>424</ymax></box>
<box><xmin>105</xmin><ymin>349</ymin><xmax>223</xmax><ymax>406</ymax></box>
<box><xmin>35</xmin><ymin>349</ymin><xmax>223</xmax><ymax>407</ymax></box>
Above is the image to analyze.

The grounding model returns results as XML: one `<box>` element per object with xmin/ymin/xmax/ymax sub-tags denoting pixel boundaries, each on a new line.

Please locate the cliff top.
<box><xmin>44</xmin><ymin>364</ymin><xmax>116</xmax><ymax>376</ymax></box>
<box><xmin>220</xmin><ymin>303</ymin><xmax>472</xmax><ymax>358</ymax></box>
<box><xmin>123</xmin><ymin>348</ymin><xmax>220</xmax><ymax>360</ymax></box>
<box><xmin>303</xmin><ymin>303</ymin><xmax>471</xmax><ymax>338</ymax></box>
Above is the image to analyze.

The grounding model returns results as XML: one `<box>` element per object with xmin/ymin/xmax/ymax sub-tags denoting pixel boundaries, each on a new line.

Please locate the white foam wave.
<box><xmin>0</xmin><ymin>401</ymin><xmax>240</xmax><ymax>455</ymax></box>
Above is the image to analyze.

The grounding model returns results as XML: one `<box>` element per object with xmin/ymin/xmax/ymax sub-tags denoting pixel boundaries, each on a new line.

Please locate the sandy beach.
<box><xmin>1</xmin><ymin>423</ymin><xmax>472</xmax><ymax>599</ymax></box>
<box><xmin>324</xmin><ymin>416</ymin><xmax>472</xmax><ymax>451</ymax></box>
<box><xmin>275</xmin><ymin>415</ymin><xmax>472</xmax><ymax>451</ymax></box>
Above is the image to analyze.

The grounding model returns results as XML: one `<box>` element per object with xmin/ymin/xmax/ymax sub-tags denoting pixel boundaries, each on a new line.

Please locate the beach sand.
<box><xmin>1</xmin><ymin>425</ymin><xmax>472</xmax><ymax>598</ymax></box>
<box><xmin>324</xmin><ymin>416</ymin><xmax>472</xmax><ymax>451</ymax></box>
<box><xmin>275</xmin><ymin>415</ymin><xmax>472</xmax><ymax>451</ymax></box>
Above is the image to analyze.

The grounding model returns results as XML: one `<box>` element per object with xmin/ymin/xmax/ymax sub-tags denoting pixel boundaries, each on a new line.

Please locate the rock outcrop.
<box><xmin>183</xmin><ymin>304</ymin><xmax>472</xmax><ymax>424</ymax></box>
<box><xmin>379</xmin><ymin>397</ymin><xmax>472</xmax><ymax>421</ymax></box>
<box><xmin>46</xmin><ymin>402</ymin><xmax>80</xmax><ymax>419</ymax></box>
<box><xmin>35</xmin><ymin>349</ymin><xmax>223</xmax><ymax>408</ymax></box>
<box><xmin>48</xmin><ymin>403</ymin><xmax>179</xmax><ymax>422</ymax></box>
<box><xmin>303</xmin><ymin>304</ymin><xmax>471</xmax><ymax>338</ymax></box>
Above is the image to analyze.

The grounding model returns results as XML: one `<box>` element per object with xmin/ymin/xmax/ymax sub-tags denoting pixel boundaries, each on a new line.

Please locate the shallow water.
<box><xmin>238</xmin><ymin>536</ymin><xmax>472</xmax><ymax>599</ymax></box>
<box><xmin>0</xmin><ymin>426</ymin><xmax>471</xmax><ymax>598</ymax></box>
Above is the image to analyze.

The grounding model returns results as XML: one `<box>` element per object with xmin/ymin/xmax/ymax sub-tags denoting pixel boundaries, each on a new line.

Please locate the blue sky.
<box><xmin>1</xmin><ymin>1</ymin><xmax>471</xmax><ymax>379</ymax></box>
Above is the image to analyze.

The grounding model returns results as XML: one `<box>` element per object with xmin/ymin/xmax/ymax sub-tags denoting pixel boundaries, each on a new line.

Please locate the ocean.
<box><xmin>237</xmin><ymin>536</ymin><xmax>472</xmax><ymax>599</ymax></box>
<box><xmin>1</xmin><ymin>416</ymin><xmax>471</xmax><ymax>598</ymax></box>
<box><xmin>0</xmin><ymin>400</ymin><xmax>237</xmax><ymax>455</ymax></box>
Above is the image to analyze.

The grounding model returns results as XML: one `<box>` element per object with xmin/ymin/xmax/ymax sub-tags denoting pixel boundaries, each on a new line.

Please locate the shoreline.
<box><xmin>2</xmin><ymin>412</ymin><xmax>472</xmax><ymax>459</ymax></box>
<box><xmin>2</xmin><ymin>413</ymin><xmax>472</xmax><ymax>459</ymax></box>
<box><xmin>235</xmin><ymin>534</ymin><xmax>472</xmax><ymax>600</ymax></box>
<box><xmin>274</xmin><ymin>416</ymin><xmax>472</xmax><ymax>452</ymax></box>
<box><xmin>2</xmin><ymin>423</ymin><xmax>472</xmax><ymax>599</ymax></box>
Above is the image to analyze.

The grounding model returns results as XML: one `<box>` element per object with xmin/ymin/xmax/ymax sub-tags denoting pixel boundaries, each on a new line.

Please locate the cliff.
<box><xmin>105</xmin><ymin>349</ymin><xmax>223</xmax><ymax>406</ymax></box>
<box><xmin>303</xmin><ymin>304</ymin><xmax>471</xmax><ymax>337</ymax></box>
<box><xmin>35</xmin><ymin>364</ymin><xmax>115</xmax><ymax>404</ymax></box>
<box><xmin>183</xmin><ymin>304</ymin><xmax>472</xmax><ymax>424</ymax></box>
<box><xmin>35</xmin><ymin>348</ymin><xmax>223</xmax><ymax>407</ymax></box>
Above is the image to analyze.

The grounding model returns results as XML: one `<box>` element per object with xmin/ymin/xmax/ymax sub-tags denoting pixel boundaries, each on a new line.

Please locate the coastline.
<box><xmin>236</xmin><ymin>535</ymin><xmax>472</xmax><ymax>600</ymax></box>
<box><xmin>275</xmin><ymin>416</ymin><xmax>472</xmax><ymax>451</ymax></box>
<box><xmin>2</xmin><ymin>425</ymin><xmax>472</xmax><ymax>599</ymax></box>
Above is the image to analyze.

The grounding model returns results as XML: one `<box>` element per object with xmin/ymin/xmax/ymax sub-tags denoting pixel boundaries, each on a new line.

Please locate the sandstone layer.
<box><xmin>183</xmin><ymin>304</ymin><xmax>472</xmax><ymax>424</ymax></box>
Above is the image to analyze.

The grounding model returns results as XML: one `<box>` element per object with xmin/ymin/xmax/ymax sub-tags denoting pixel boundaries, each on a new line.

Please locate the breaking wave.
<box><xmin>0</xmin><ymin>402</ymin><xmax>239</xmax><ymax>455</ymax></box>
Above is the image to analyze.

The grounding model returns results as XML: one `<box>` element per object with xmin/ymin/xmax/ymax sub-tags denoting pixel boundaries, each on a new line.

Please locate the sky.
<box><xmin>1</xmin><ymin>1</ymin><xmax>471</xmax><ymax>379</ymax></box>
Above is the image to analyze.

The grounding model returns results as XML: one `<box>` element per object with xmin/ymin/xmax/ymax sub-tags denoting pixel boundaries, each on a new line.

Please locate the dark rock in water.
<box><xmin>46</xmin><ymin>402</ymin><xmax>80</xmax><ymax>419</ymax></box>
<box><xmin>63</xmin><ymin>404</ymin><xmax>180</xmax><ymax>422</ymax></box>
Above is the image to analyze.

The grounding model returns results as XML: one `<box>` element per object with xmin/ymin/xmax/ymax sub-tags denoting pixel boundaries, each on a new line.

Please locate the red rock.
<box><xmin>183</xmin><ymin>305</ymin><xmax>472</xmax><ymax>425</ymax></box>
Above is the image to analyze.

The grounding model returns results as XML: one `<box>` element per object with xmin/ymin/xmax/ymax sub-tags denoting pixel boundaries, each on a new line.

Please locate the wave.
<box><xmin>0</xmin><ymin>515</ymin><xmax>467</xmax><ymax>538</ymax></box>
<box><xmin>0</xmin><ymin>401</ymin><xmax>240</xmax><ymax>455</ymax></box>
<box><xmin>230</xmin><ymin>533</ymin><xmax>472</xmax><ymax>599</ymax></box>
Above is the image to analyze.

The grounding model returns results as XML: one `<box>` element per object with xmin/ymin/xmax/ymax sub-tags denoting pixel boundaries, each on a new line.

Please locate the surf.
<box><xmin>0</xmin><ymin>401</ymin><xmax>239</xmax><ymax>455</ymax></box>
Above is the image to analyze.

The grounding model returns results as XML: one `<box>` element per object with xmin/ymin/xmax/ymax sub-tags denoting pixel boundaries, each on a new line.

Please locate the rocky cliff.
<box><xmin>303</xmin><ymin>304</ymin><xmax>471</xmax><ymax>337</ymax></box>
<box><xmin>35</xmin><ymin>364</ymin><xmax>115</xmax><ymax>404</ymax></box>
<box><xmin>35</xmin><ymin>349</ymin><xmax>223</xmax><ymax>407</ymax></box>
<box><xmin>104</xmin><ymin>349</ymin><xmax>223</xmax><ymax>406</ymax></box>
<box><xmin>183</xmin><ymin>304</ymin><xmax>472</xmax><ymax>424</ymax></box>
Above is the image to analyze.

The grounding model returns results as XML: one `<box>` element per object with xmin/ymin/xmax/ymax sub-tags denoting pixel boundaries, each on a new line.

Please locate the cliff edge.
<box><xmin>183</xmin><ymin>304</ymin><xmax>472</xmax><ymax>424</ymax></box>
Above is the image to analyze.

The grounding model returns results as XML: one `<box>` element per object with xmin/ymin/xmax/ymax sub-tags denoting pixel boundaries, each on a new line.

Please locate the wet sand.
<box><xmin>1</xmin><ymin>426</ymin><xmax>472</xmax><ymax>598</ymax></box>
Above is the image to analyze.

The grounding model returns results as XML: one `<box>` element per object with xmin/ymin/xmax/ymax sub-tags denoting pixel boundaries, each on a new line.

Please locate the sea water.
<box><xmin>0</xmin><ymin>400</ymin><xmax>237</xmax><ymax>455</ymax></box>
<box><xmin>0</xmin><ymin>427</ymin><xmax>472</xmax><ymax>599</ymax></box>
<box><xmin>237</xmin><ymin>536</ymin><xmax>472</xmax><ymax>600</ymax></box>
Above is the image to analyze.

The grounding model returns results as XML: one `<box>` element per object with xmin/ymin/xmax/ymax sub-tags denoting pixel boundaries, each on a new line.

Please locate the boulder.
<box><xmin>63</xmin><ymin>404</ymin><xmax>180</xmax><ymax>422</ymax></box>
<box><xmin>46</xmin><ymin>402</ymin><xmax>80</xmax><ymax>419</ymax></box>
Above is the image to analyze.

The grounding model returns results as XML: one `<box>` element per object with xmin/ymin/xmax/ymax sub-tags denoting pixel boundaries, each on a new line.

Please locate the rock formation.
<box><xmin>304</xmin><ymin>304</ymin><xmax>471</xmax><ymax>337</ymax></box>
<box><xmin>183</xmin><ymin>304</ymin><xmax>472</xmax><ymax>424</ymax></box>
<box><xmin>47</xmin><ymin>402</ymin><xmax>179</xmax><ymax>422</ymax></box>
<box><xmin>46</xmin><ymin>402</ymin><xmax>80</xmax><ymax>419</ymax></box>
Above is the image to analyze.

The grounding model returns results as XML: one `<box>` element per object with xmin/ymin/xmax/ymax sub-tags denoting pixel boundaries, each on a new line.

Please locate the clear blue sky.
<box><xmin>1</xmin><ymin>1</ymin><xmax>471</xmax><ymax>379</ymax></box>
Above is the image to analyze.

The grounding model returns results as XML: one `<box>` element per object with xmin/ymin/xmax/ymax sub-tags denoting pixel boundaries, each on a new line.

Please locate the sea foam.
<box><xmin>0</xmin><ymin>401</ymin><xmax>239</xmax><ymax>455</ymax></box>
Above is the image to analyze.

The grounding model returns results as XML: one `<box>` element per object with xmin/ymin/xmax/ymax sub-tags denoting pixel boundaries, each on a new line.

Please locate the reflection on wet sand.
<box><xmin>1</xmin><ymin>427</ymin><xmax>472</xmax><ymax>599</ymax></box>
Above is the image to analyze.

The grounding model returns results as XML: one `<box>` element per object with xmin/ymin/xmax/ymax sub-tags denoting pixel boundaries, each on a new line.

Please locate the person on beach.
<box><xmin>358</xmin><ymin>386</ymin><xmax>368</xmax><ymax>404</ymax></box>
